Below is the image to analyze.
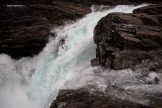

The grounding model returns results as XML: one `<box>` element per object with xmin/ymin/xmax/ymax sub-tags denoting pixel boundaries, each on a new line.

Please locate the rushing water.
<box><xmin>1</xmin><ymin>4</ymin><xmax>161</xmax><ymax>108</ymax></box>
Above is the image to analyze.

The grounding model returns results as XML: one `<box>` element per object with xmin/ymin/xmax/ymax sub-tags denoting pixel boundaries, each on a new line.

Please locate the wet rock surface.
<box><xmin>51</xmin><ymin>67</ymin><xmax>162</xmax><ymax>108</ymax></box>
<box><xmin>92</xmin><ymin>4</ymin><xmax>162</xmax><ymax>70</ymax></box>
<box><xmin>51</xmin><ymin>83</ymin><xmax>162</xmax><ymax>108</ymax></box>
<box><xmin>0</xmin><ymin>3</ymin><xmax>90</xmax><ymax>58</ymax></box>
<box><xmin>1</xmin><ymin>0</ymin><xmax>161</xmax><ymax>5</ymax></box>
<box><xmin>50</xmin><ymin>88</ymin><xmax>151</xmax><ymax>108</ymax></box>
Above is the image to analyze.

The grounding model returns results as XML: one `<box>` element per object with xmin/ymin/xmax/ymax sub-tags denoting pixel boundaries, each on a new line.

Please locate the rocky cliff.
<box><xmin>0</xmin><ymin>2</ymin><xmax>90</xmax><ymax>58</ymax></box>
<box><xmin>92</xmin><ymin>4</ymin><xmax>162</xmax><ymax>70</ymax></box>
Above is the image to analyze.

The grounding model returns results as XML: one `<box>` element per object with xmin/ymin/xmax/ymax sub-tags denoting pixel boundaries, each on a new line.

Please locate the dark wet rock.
<box><xmin>50</xmin><ymin>88</ymin><xmax>150</xmax><ymax>108</ymax></box>
<box><xmin>0</xmin><ymin>3</ymin><xmax>90</xmax><ymax>58</ymax></box>
<box><xmin>50</xmin><ymin>72</ymin><xmax>162</xmax><ymax>108</ymax></box>
<box><xmin>149</xmin><ymin>93</ymin><xmax>162</xmax><ymax>108</ymax></box>
<box><xmin>143</xmin><ymin>72</ymin><xmax>160</xmax><ymax>84</ymax></box>
<box><xmin>0</xmin><ymin>0</ymin><xmax>53</xmax><ymax>5</ymax></box>
<box><xmin>133</xmin><ymin>4</ymin><xmax>162</xmax><ymax>15</ymax></box>
<box><xmin>91</xmin><ymin>58</ymin><xmax>100</xmax><ymax>66</ymax></box>
<box><xmin>1</xmin><ymin>0</ymin><xmax>161</xmax><ymax>5</ymax></box>
<box><xmin>92</xmin><ymin>4</ymin><xmax>162</xmax><ymax>70</ymax></box>
<box><xmin>154</xmin><ymin>77</ymin><xmax>160</xmax><ymax>84</ymax></box>
<box><xmin>54</xmin><ymin>0</ymin><xmax>133</xmax><ymax>6</ymax></box>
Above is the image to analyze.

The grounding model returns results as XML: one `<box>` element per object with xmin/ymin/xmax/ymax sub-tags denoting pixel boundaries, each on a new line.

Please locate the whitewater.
<box><xmin>0</xmin><ymin>4</ymin><xmax>161</xmax><ymax>108</ymax></box>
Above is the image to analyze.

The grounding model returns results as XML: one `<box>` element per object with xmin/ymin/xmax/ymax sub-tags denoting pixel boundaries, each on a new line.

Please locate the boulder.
<box><xmin>92</xmin><ymin>4</ymin><xmax>162</xmax><ymax>70</ymax></box>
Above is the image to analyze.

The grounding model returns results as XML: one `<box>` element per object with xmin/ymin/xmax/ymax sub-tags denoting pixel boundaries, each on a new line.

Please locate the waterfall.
<box><xmin>0</xmin><ymin>4</ymin><xmax>155</xmax><ymax>108</ymax></box>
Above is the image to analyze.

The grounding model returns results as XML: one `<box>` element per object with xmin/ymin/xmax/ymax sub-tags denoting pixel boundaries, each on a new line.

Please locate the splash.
<box><xmin>0</xmin><ymin>4</ymin><xmax>155</xmax><ymax>108</ymax></box>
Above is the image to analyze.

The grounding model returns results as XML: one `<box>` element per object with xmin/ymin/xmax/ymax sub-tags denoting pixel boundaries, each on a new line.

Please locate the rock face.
<box><xmin>50</xmin><ymin>88</ymin><xmax>150</xmax><ymax>108</ymax></box>
<box><xmin>92</xmin><ymin>4</ymin><xmax>162</xmax><ymax>70</ymax></box>
<box><xmin>0</xmin><ymin>2</ymin><xmax>90</xmax><ymax>58</ymax></box>
<box><xmin>0</xmin><ymin>0</ymin><xmax>53</xmax><ymax>5</ymax></box>
<box><xmin>1</xmin><ymin>0</ymin><xmax>161</xmax><ymax>5</ymax></box>
<box><xmin>56</xmin><ymin>0</ymin><xmax>162</xmax><ymax>6</ymax></box>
